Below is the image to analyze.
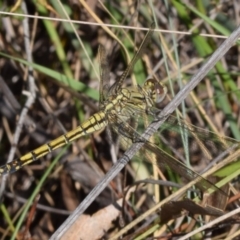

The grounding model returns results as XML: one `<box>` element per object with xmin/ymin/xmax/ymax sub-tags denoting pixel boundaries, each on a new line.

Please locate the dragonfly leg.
<box><xmin>118</xmin><ymin>122</ymin><xmax>145</xmax><ymax>143</ymax></box>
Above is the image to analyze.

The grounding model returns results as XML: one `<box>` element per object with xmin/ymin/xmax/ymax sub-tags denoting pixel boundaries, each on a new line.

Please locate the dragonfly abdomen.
<box><xmin>0</xmin><ymin>111</ymin><xmax>108</xmax><ymax>175</ymax></box>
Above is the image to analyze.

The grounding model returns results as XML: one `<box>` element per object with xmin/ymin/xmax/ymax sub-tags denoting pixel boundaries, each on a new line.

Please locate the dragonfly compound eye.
<box><xmin>144</xmin><ymin>77</ymin><xmax>167</xmax><ymax>103</ymax></box>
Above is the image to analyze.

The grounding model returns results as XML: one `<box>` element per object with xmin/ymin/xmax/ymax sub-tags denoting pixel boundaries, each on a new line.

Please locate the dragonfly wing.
<box><xmin>144</xmin><ymin>141</ymin><xmax>224</xmax><ymax>194</ymax></box>
<box><xmin>109</xmin><ymin>111</ymin><xmax>228</xmax><ymax>194</ymax></box>
<box><xmin>110</xmin><ymin>23</ymin><xmax>155</xmax><ymax>94</ymax></box>
<box><xmin>157</xmin><ymin>115</ymin><xmax>240</xmax><ymax>161</ymax></box>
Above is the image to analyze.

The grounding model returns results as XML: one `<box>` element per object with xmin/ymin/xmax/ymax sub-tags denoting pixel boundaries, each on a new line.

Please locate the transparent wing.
<box><xmin>143</xmin><ymin>141</ymin><xmax>222</xmax><ymax>193</ymax></box>
<box><xmin>108</xmin><ymin>108</ymin><xmax>239</xmax><ymax>194</ymax></box>
<box><xmin>110</xmin><ymin>23</ymin><xmax>155</xmax><ymax>95</ymax></box>
<box><xmin>157</xmin><ymin>115</ymin><xmax>238</xmax><ymax>161</ymax></box>
<box><xmin>145</xmin><ymin>115</ymin><xmax>240</xmax><ymax>193</ymax></box>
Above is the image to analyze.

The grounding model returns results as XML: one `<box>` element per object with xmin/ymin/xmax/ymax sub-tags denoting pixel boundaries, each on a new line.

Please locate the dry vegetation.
<box><xmin>1</xmin><ymin>0</ymin><xmax>240</xmax><ymax>239</ymax></box>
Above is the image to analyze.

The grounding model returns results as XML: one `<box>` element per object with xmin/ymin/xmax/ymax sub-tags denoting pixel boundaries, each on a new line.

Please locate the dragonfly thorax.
<box><xmin>101</xmin><ymin>88</ymin><xmax>131</xmax><ymax>113</ymax></box>
<box><xmin>102</xmin><ymin>78</ymin><xmax>167</xmax><ymax>122</ymax></box>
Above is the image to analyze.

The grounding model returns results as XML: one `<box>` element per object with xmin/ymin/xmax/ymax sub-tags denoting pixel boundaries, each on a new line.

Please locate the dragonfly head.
<box><xmin>143</xmin><ymin>77</ymin><xmax>167</xmax><ymax>104</ymax></box>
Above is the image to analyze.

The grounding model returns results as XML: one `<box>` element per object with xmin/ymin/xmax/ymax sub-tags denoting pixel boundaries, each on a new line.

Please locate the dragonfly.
<box><xmin>1</xmin><ymin>24</ymin><xmax>239</xmax><ymax>194</ymax></box>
